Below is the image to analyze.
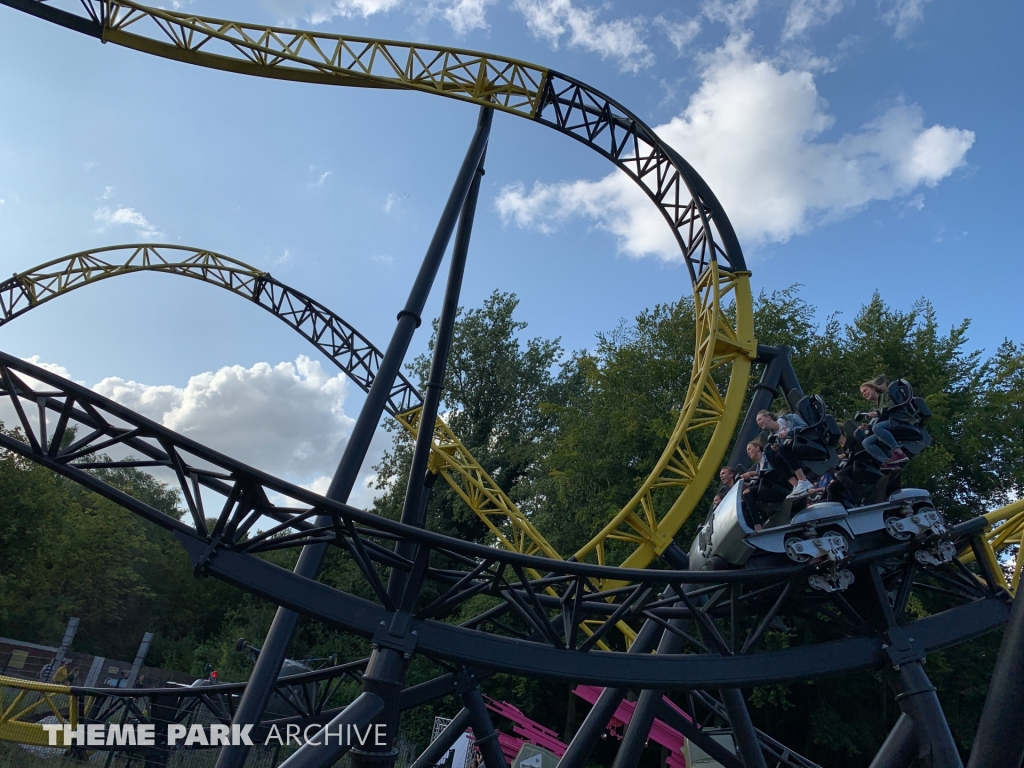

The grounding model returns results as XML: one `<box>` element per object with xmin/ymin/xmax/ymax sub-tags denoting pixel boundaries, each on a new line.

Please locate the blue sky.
<box><xmin>0</xmin><ymin>0</ymin><xmax>1020</xmax><ymax>503</ymax></box>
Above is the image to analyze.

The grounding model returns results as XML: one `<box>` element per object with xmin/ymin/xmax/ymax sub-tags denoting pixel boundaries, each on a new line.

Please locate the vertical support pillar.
<box><xmin>126</xmin><ymin>631</ymin><xmax>153</xmax><ymax>688</ymax></box>
<box><xmin>349</xmin><ymin>106</ymin><xmax>493</xmax><ymax>768</ymax></box>
<box><xmin>654</xmin><ymin>702</ymin><xmax>743</xmax><ymax>768</ymax></box>
<box><xmin>215</xmin><ymin>105</ymin><xmax>493</xmax><ymax>768</ymax></box>
<box><xmin>868</xmin><ymin>714</ymin><xmax>917</xmax><ymax>768</ymax></box>
<box><xmin>719</xmin><ymin>688</ymin><xmax>767</xmax><ymax>768</ymax></box>
<box><xmin>557</xmin><ymin>619</ymin><xmax>665</xmax><ymax>768</ymax></box>
<box><xmin>462</xmin><ymin>686</ymin><xmax>507</xmax><ymax>768</ymax></box>
<box><xmin>891</xmin><ymin>662</ymin><xmax>962</xmax><ymax>768</ymax></box>
<box><xmin>968</xmin><ymin>591</ymin><xmax>1024</xmax><ymax>768</ymax></box>
<box><xmin>728</xmin><ymin>345</ymin><xmax>802</xmax><ymax>469</ymax></box>
<box><xmin>278</xmin><ymin>692</ymin><xmax>386</xmax><ymax>768</ymax></box>
<box><xmin>683</xmin><ymin>585</ymin><xmax>766</xmax><ymax>768</ymax></box>
<box><xmin>867</xmin><ymin>565</ymin><xmax>961</xmax><ymax>768</ymax></box>
<box><xmin>610</xmin><ymin>617</ymin><xmax>687</xmax><ymax>768</ymax></box>
<box><xmin>46</xmin><ymin>616</ymin><xmax>79</xmax><ymax>679</ymax></box>
<box><xmin>389</xmin><ymin>134</ymin><xmax>489</xmax><ymax>603</ymax></box>
<box><xmin>412</xmin><ymin>709</ymin><xmax>473</xmax><ymax>768</ymax></box>
<box><xmin>82</xmin><ymin>655</ymin><xmax>106</xmax><ymax>688</ymax></box>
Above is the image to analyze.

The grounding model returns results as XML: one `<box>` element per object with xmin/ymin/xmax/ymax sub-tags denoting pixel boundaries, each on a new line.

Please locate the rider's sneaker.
<box><xmin>882</xmin><ymin>448</ymin><xmax>909</xmax><ymax>469</ymax></box>
<box><xmin>787</xmin><ymin>480</ymin><xmax>813</xmax><ymax>498</ymax></box>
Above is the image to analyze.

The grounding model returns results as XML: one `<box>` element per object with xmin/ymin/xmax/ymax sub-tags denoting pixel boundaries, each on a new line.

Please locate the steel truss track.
<box><xmin>0</xmin><ymin>352</ymin><xmax>1008</xmax><ymax>691</ymax></box>
<box><xmin>2</xmin><ymin>0</ymin><xmax>755</xmax><ymax>577</ymax></box>
<box><xmin>0</xmin><ymin>244</ymin><xmax>560</xmax><ymax>561</ymax></box>
<box><xmin>0</xmin><ymin>245</ymin><xmax>420</xmax><ymax>412</ymax></box>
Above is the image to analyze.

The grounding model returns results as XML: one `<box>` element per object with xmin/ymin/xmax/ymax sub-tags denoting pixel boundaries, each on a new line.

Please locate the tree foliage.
<box><xmin>0</xmin><ymin>430</ymin><xmax>241</xmax><ymax>670</ymax></box>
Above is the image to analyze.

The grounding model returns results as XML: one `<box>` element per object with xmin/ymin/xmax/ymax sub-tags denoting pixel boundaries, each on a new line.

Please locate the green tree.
<box><xmin>0</xmin><ymin>423</ymin><xmax>242</xmax><ymax>667</ymax></box>
<box><xmin>533</xmin><ymin>296</ymin><xmax>701</xmax><ymax>559</ymax></box>
<box><xmin>373</xmin><ymin>290</ymin><xmax>564</xmax><ymax>541</ymax></box>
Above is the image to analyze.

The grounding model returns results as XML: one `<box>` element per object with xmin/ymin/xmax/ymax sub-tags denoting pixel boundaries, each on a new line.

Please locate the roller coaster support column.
<box><xmin>278</xmin><ymin>692</ymin><xmax>386</xmax><ymax>768</ymax></box>
<box><xmin>890</xmin><ymin>662</ymin><xmax>961</xmax><ymax>768</ymax></box>
<box><xmin>867</xmin><ymin>714</ymin><xmax>916</xmax><ymax>768</ymax></box>
<box><xmin>968</xmin><ymin>589</ymin><xmax>1024</xmax><ymax>768</ymax></box>
<box><xmin>351</xmin><ymin>107</ymin><xmax>492</xmax><ymax>768</ymax></box>
<box><xmin>215</xmin><ymin>105</ymin><xmax>493</xmax><ymax>768</ymax></box>
<box><xmin>867</xmin><ymin>564</ymin><xmax>960</xmax><ymax>768</ymax></box>
<box><xmin>654</xmin><ymin>702</ymin><xmax>743</xmax><ymax>768</ymax></box>
<box><xmin>462</xmin><ymin>683</ymin><xmax>509</xmax><ymax>768</ymax></box>
<box><xmin>611</xmin><ymin>618</ymin><xmax>688</xmax><ymax>768</ymax></box>
<box><xmin>719</xmin><ymin>689</ymin><xmax>767</xmax><ymax>768</ymax></box>
<box><xmin>728</xmin><ymin>345</ymin><xmax>803</xmax><ymax>470</ymax></box>
<box><xmin>411</xmin><ymin>708</ymin><xmax>473</xmax><ymax>768</ymax></box>
<box><xmin>557</xmin><ymin>618</ymin><xmax>665</xmax><ymax>768</ymax></box>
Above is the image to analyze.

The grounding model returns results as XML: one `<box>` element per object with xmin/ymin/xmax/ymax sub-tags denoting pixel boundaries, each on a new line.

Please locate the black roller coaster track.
<box><xmin>0</xmin><ymin>351</ymin><xmax>1007</xmax><ymax>690</ymax></box>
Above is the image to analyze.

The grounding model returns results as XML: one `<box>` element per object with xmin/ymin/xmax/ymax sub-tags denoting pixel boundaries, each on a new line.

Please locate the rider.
<box><xmin>858</xmin><ymin>376</ymin><xmax>900</xmax><ymax>464</ymax></box>
<box><xmin>741</xmin><ymin>439</ymin><xmax>790</xmax><ymax>527</ymax></box>
<box><xmin>755</xmin><ymin>410</ymin><xmax>813</xmax><ymax>498</ymax></box>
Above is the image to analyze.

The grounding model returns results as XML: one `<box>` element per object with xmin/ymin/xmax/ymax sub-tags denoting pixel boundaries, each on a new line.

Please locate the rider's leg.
<box><xmin>863</xmin><ymin>419</ymin><xmax>897</xmax><ymax>463</ymax></box>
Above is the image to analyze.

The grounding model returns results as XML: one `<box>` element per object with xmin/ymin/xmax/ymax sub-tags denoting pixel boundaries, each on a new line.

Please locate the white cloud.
<box><xmin>385</xmin><ymin>192</ymin><xmax>398</xmax><ymax>213</ymax></box>
<box><xmin>512</xmin><ymin>0</ymin><xmax>654</xmax><ymax>73</ymax></box>
<box><xmin>432</xmin><ymin>0</ymin><xmax>496</xmax><ymax>34</ymax></box>
<box><xmin>496</xmin><ymin>35</ymin><xmax>974</xmax><ymax>254</ymax></box>
<box><xmin>301</xmin><ymin>471</ymin><xmax>383</xmax><ymax>508</ymax></box>
<box><xmin>20</xmin><ymin>356</ymin><xmax>84</xmax><ymax>385</ymax></box>
<box><xmin>782</xmin><ymin>0</ymin><xmax>842</xmax><ymax>40</ymax></box>
<box><xmin>315</xmin><ymin>170</ymin><xmax>332</xmax><ymax>186</ymax></box>
<box><xmin>100</xmin><ymin>185</ymin><xmax>114</xmax><ymax>200</ymax></box>
<box><xmin>655</xmin><ymin>15</ymin><xmax>702</xmax><ymax>55</ymax></box>
<box><xmin>275</xmin><ymin>249</ymin><xmax>293</xmax><ymax>266</ymax></box>
<box><xmin>261</xmin><ymin>0</ymin><xmax>402</xmax><ymax>24</ymax></box>
<box><xmin>883</xmin><ymin>0</ymin><xmax>932</xmax><ymax>39</ymax></box>
<box><xmin>904</xmin><ymin>193</ymin><xmax>925</xmax><ymax>211</ymax></box>
<box><xmin>8</xmin><ymin>356</ymin><xmax>388</xmax><ymax>513</ymax></box>
<box><xmin>497</xmin><ymin>176</ymin><xmax>658</xmax><ymax>254</ymax></box>
<box><xmin>372</xmin><ymin>254</ymin><xmax>394</xmax><ymax>264</ymax></box>
<box><xmin>701</xmin><ymin>0</ymin><xmax>759</xmax><ymax>31</ymax></box>
<box><xmin>93</xmin><ymin>356</ymin><xmax>356</xmax><ymax>482</ymax></box>
<box><xmin>94</xmin><ymin>205</ymin><xmax>164</xmax><ymax>240</ymax></box>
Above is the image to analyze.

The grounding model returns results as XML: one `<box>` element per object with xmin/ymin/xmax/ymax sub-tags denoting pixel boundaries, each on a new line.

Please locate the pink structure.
<box><xmin>484</xmin><ymin>696</ymin><xmax>568</xmax><ymax>763</ymax></box>
<box><xmin>480</xmin><ymin>688</ymin><xmax>693</xmax><ymax>768</ymax></box>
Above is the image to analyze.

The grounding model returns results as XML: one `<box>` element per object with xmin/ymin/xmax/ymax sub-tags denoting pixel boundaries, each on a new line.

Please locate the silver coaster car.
<box><xmin>688</xmin><ymin>482</ymin><xmax>951</xmax><ymax>592</ymax></box>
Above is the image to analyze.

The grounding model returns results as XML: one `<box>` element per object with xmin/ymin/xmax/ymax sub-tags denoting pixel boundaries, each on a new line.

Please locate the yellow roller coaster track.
<box><xmin>955</xmin><ymin>499</ymin><xmax>1024</xmax><ymax>595</ymax></box>
<box><xmin>0</xmin><ymin>675</ymin><xmax>78</xmax><ymax>747</ymax></box>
